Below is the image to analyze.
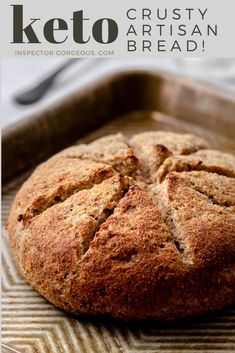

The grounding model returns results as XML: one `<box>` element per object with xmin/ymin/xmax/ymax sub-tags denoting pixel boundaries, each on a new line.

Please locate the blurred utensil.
<box><xmin>14</xmin><ymin>59</ymin><xmax>79</xmax><ymax>105</ymax></box>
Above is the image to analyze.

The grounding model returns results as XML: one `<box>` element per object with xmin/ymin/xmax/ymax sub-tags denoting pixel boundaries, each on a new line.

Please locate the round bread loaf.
<box><xmin>7</xmin><ymin>131</ymin><xmax>235</xmax><ymax>321</ymax></box>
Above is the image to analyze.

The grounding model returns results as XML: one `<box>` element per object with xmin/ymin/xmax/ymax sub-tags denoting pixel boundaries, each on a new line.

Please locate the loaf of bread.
<box><xmin>7</xmin><ymin>131</ymin><xmax>235</xmax><ymax>320</ymax></box>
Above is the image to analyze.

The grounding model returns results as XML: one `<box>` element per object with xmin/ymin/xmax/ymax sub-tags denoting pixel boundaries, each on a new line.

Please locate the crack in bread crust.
<box><xmin>130</xmin><ymin>131</ymin><xmax>208</xmax><ymax>182</ymax></box>
<box><xmin>155</xmin><ymin>172</ymin><xmax>235</xmax><ymax>269</ymax></box>
<box><xmin>12</xmin><ymin>159</ymin><xmax>116</xmax><ymax>225</ymax></box>
<box><xmin>10</xmin><ymin>175</ymin><xmax>132</xmax><ymax>310</ymax></box>
<box><xmin>7</xmin><ymin>131</ymin><xmax>235</xmax><ymax>321</ymax></box>
<box><xmin>193</xmin><ymin>187</ymin><xmax>233</xmax><ymax>208</ymax></box>
<box><xmin>152</xmin><ymin>184</ymin><xmax>191</xmax><ymax>264</ymax></box>
<box><xmin>178</xmin><ymin>171</ymin><xmax>235</xmax><ymax>209</ymax></box>
<box><xmin>56</xmin><ymin>133</ymin><xmax>139</xmax><ymax>177</ymax></box>
<box><xmin>79</xmin><ymin>176</ymin><xmax>131</xmax><ymax>255</ymax></box>
<box><xmin>156</xmin><ymin>150</ymin><xmax>235</xmax><ymax>183</ymax></box>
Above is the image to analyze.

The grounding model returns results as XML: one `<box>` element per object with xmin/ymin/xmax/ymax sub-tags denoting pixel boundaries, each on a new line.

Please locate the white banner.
<box><xmin>1</xmin><ymin>0</ymin><xmax>235</xmax><ymax>57</ymax></box>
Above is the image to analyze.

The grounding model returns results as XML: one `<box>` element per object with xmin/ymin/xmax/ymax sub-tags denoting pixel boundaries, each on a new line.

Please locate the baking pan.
<box><xmin>2</xmin><ymin>69</ymin><xmax>235</xmax><ymax>353</ymax></box>
<box><xmin>2</xmin><ymin>69</ymin><xmax>235</xmax><ymax>183</ymax></box>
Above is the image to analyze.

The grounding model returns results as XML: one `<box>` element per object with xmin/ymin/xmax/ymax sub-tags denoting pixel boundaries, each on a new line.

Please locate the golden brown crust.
<box><xmin>156</xmin><ymin>149</ymin><xmax>235</xmax><ymax>182</ymax></box>
<box><xmin>57</xmin><ymin>133</ymin><xmax>139</xmax><ymax>176</ymax></box>
<box><xmin>178</xmin><ymin>171</ymin><xmax>235</xmax><ymax>208</ymax></box>
<box><xmin>7</xmin><ymin>131</ymin><xmax>235</xmax><ymax>321</ymax></box>
<box><xmin>130</xmin><ymin>131</ymin><xmax>208</xmax><ymax>181</ymax></box>
<box><xmin>9</xmin><ymin>158</ymin><xmax>115</xmax><ymax>225</ymax></box>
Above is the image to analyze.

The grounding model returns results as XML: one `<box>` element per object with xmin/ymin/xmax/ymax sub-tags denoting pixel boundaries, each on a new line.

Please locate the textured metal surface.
<box><xmin>2</xmin><ymin>149</ymin><xmax>235</xmax><ymax>353</ymax></box>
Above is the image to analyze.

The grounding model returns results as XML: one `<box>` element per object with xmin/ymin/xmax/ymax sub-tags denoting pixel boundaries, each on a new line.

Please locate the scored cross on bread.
<box><xmin>7</xmin><ymin>131</ymin><xmax>235</xmax><ymax>320</ymax></box>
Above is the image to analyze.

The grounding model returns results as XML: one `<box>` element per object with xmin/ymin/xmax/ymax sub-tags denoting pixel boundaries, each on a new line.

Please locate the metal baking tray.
<box><xmin>2</xmin><ymin>69</ymin><xmax>235</xmax><ymax>353</ymax></box>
